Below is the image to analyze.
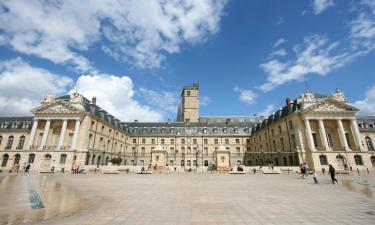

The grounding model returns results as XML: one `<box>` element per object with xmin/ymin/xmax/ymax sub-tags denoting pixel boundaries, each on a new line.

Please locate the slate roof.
<box><xmin>0</xmin><ymin>117</ymin><xmax>34</xmax><ymax>131</ymax></box>
<box><xmin>357</xmin><ymin>116</ymin><xmax>375</xmax><ymax>132</ymax></box>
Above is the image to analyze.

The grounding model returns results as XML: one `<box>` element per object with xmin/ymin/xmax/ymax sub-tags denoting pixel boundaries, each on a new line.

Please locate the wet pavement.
<box><xmin>0</xmin><ymin>172</ymin><xmax>374</xmax><ymax>225</ymax></box>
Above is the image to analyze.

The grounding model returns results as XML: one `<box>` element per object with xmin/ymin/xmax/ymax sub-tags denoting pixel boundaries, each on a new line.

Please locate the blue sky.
<box><xmin>0</xmin><ymin>0</ymin><xmax>375</xmax><ymax>121</ymax></box>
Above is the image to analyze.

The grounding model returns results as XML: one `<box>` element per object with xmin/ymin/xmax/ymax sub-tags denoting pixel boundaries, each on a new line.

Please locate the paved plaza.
<box><xmin>0</xmin><ymin>172</ymin><xmax>374</xmax><ymax>225</ymax></box>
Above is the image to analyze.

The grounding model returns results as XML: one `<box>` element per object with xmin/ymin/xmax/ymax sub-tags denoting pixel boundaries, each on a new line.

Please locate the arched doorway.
<box><xmin>336</xmin><ymin>155</ymin><xmax>347</xmax><ymax>171</ymax></box>
<box><xmin>1</xmin><ymin>154</ymin><xmax>9</xmax><ymax>167</ymax></box>
<box><xmin>371</xmin><ymin>156</ymin><xmax>375</xmax><ymax>167</ymax></box>
<box><xmin>96</xmin><ymin>155</ymin><xmax>101</xmax><ymax>166</ymax></box>
<box><xmin>92</xmin><ymin>155</ymin><xmax>96</xmax><ymax>165</ymax></box>
<box><xmin>105</xmin><ymin>156</ymin><xmax>109</xmax><ymax>165</ymax></box>
<box><xmin>13</xmin><ymin>154</ymin><xmax>21</xmax><ymax>165</ymax></box>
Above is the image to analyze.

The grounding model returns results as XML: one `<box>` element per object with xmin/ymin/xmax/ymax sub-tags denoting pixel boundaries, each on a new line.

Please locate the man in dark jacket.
<box><xmin>329</xmin><ymin>164</ymin><xmax>338</xmax><ymax>184</ymax></box>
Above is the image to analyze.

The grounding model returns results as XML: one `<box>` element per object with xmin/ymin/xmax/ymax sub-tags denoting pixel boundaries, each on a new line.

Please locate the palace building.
<box><xmin>0</xmin><ymin>84</ymin><xmax>375</xmax><ymax>172</ymax></box>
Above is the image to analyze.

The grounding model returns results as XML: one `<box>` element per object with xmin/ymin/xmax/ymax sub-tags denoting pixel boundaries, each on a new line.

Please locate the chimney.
<box><xmin>285</xmin><ymin>97</ymin><xmax>291</xmax><ymax>105</ymax></box>
<box><xmin>92</xmin><ymin>96</ymin><xmax>97</xmax><ymax>105</ymax></box>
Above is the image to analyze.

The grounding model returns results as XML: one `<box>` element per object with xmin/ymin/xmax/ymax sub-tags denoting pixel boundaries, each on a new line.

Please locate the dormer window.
<box><xmin>170</xmin><ymin>128</ymin><xmax>174</xmax><ymax>133</ymax></box>
<box><xmin>151</xmin><ymin>128</ymin><xmax>156</xmax><ymax>133</ymax></box>
<box><xmin>203</xmin><ymin>128</ymin><xmax>207</xmax><ymax>133</ymax></box>
<box><xmin>233</xmin><ymin>128</ymin><xmax>238</xmax><ymax>134</ymax></box>
<box><xmin>223</xmin><ymin>128</ymin><xmax>227</xmax><ymax>134</ymax></box>
<box><xmin>161</xmin><ymin>128</ymin><xmax>165</xmax><ymax>134</ymax></box>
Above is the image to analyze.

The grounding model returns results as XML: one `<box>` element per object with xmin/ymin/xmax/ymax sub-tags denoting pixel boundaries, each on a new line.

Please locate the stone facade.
<box><xmin>0</xmin><ymin>86</ymin><xmax>375</xmax><ymax>172</ymax></box>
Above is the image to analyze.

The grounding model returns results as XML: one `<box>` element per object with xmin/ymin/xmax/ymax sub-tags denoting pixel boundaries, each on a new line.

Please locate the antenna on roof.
<box><xmin>304</xmin><ymin>77</ymin><xmax>309</xmax><ymax>93</ymax></box>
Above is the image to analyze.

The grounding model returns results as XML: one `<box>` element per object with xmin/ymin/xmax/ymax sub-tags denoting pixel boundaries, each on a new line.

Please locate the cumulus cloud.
<box><xmin>258</xmin><ymin>104</ymin><xmax>275</xmax><ymax>117</ymax></box>
<box><xmin>233</xmin><ymin>86</ymin><xmax>257</xmax><ymax>104</ymax></box>
<box><xmin>269</xmin><ymin>49</ymin><xmax>287</xmax><ymax>57</ymax></box>
<box><xmin>354</xmin><ymin>84</ymin><xmax>375</xmax><ymax>115</ymax></box>
<box><xmin>73</xmin><ymin>75</ymin><xmax>164</xmax><ymax>122</ymax></box>
<box><xmin>0</xmin><ymin>58</ymin><xmax>73</xmax><ymax>116</ymax></box>
<box><xmin>139</xmin><ymin>88</ymin><xmax>179</xmax><ymax>114</ymax></box>
<box><xmin>312</xmin><ymin>0</ymin><xmax>335</xmax><ymax>15</ymax></box>
<box><xmin>0</xmin><ymin>0</ymin><xmax>227</xmax><ymax>70</ymax></box>
<box><xmin>260</xmin><ymin>35</ymin><xmax>351</xmax><ymax>92</ymax></box>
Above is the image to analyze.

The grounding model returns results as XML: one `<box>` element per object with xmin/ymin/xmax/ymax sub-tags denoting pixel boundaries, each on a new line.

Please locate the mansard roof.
<box><xmin>357</xmin><ymin>116</ymin><xmax>375</xmax><ymax>132</ymax></box>
<box><xmin>0</xmin><ymin>117</ymin><xmax>34</xmax><ymax>131</ymax></box>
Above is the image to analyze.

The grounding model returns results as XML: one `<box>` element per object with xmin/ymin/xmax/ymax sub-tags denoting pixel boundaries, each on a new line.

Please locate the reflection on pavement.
<box><xmin>0</xmin><ymin>173</ymin><xmax>87</xmax><ymax>225</ymax></box>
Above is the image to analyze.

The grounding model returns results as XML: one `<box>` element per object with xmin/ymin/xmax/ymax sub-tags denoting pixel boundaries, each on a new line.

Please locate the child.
<box><xmin>312</xmin><ymin>171</ymin><xmax>319</xmax><ymax>184</ymax></box>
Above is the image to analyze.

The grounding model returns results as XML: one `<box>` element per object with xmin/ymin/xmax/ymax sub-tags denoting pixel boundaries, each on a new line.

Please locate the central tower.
<box><xmin>177</xmin><ymin>83</ymin><xmax>199</xmax><ymax>122</ymax></box>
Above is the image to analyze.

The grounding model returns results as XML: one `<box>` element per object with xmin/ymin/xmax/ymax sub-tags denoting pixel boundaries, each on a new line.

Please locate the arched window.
<box><xmin>28</xmin><ymin>154</ymin><xmax>35</xmax><ymax>163</ymax></box>
<box><xmin>319</xmin><ymin>155</ymin><xmax>328</xmax><ymax>165</ymax></box>
<box><xmin>366</xmin><ymin>137</ymin><xmax>374</xmax><ymax>151</ymax></box>
<box><xmin>105</xmin><ymin>156</ymin><xmax>109</xmax><ymax>165</ymax></box>
<box><xmin>6</xmin><ymin>136</ymin><xmax>14</xmax><ymax>149</ymax></box>
<box><xmin>85</xmin><ymin>153</ymin><xmax>90</xmax><ymax>165</ymax></box>
<box><xmin>1</xmin><ymin>154</ymin><xmax>9</xmax><ymax>167</ymax></box>
<box><xmin>204</xmin><ymin>160</ymin><xmax>209</xmax><ymax>166</ymax></box>
<box><xmin>371</xmin><ymin>156</ymin><xmax>375</xmax><ymax>167</ymax></box>
<box><xmin>97</xmin><ymin>155</ymin><xmax>101</xmax><ymax>166</ymax></box>
<box><xmin>354</xmin><ymin>155</ymin><xmax>363</xmax><ymax>165</ymax></box>
<box><xmin>274</xmin><ymin>158</ymin><xmax>279</xmax><ymax>166</ymax></box>
<box><xmin>282</xmin><ymin>157</ymin><xmax>287</xmax><ymax>166</ymax></box>
<box><xmin>60</xmin><ymin>154</ymin><xmax>67</xmax><ymax>164</ymax></box>
<box><xmin>17</xmin><ymin>136</ymin><xmax>25</xmax><ymax>149</ymax></box>
<box><xmin>13</xmin><ymin>154</ymin><xmax>21</xmax><ymax>165</ymax></box>
<box><xmin>92</xmin><ymin>155</ymin><xmax>96</xmax><ymax>165</ymax></box>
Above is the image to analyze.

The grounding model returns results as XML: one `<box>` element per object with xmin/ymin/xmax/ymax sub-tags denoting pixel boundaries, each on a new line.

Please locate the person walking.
<box><xmin>312</xmin><ymin>171</ymin><xmax>319</xmax><ymax>184</ymax></box>
<box><xmin>322</xmin><ymin>167</ymin><xmax>325</xmax><ymax>175</ymax></box>
<box><xmin>303</xmin><ymin>162</ymin><xmax>309</xmax><ymax>178</ymax></box>
<box><xmin>328</xmin><ymin>164</ymin><xmax>338</xmax><ymax>184</ymax></box>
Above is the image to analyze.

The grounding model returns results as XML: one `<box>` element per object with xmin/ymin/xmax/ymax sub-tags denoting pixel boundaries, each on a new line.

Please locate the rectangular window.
<box><xmin>181</xmin><ymin>160</ymin><xmax>185</xmax><ymax>166</ymax></box>
<box><xmin>140</xmin><ymin>160</ymin><xmax>144</xmax><ymax>165</ymax></box>
<box><xmin>214</xmin><ymin>139</ymin><xmax>219</xmax><ymax>144</ymax></box>
<box><xmin>193</xmin><ymin>160</ymin><xmax>197</xmax><ymax>166</ymax></box>
<box><xmin>142</xmin><ymin>139</ymin><xmax>146</xmax><ymax>144</ymax></box>
<box><xmin>312</xmin><ymin>133</ymin><xmax>318</xmax><ymax>147</ymax></box>
<box><xmin>181</xmin><ymin>139</ymin><xmax>185</xmax><ymax>144</ymax></box>
<box><xmin>319</xmin><ymin>155</ymin><xmax>328</xmax><ymax>165</ymax></box>
<box><xmin>204</xmin><ymin>139</ymin><xmax>208</xmax><ymax>144</ymax></box>
<box><xmin>141</xmin><ymin>147</ymin><xmax>145</xmax><ymax>156</ymax></box>
<box><xmin>225</xmin><ymin>139</ymin><xmax>229</xmax><ymax>144</ymax></box>
<box><xmin>354</xmin><ymin>155</ymin><xmax>363</xmax><ymax>165</ymax></box>
<box><xmin>132</xmin><ymin>139</ymin><xmax>136</xmax><ymax>144</ymax></box>
<box><xmin>236</xmin><ymin>139</ymin><xmax>240</xmax><ymax>144</ymax></box>
<box><xmin>236</xmin><ymin>147</ymin><xmax>240</xmax><ymax>156</ymax></box>
<box><xmin>170</xmin><ymin>139</ymin><xmax>174</xmax><ymax>144</ymax></box>
<box><xmin>246</xmin><ymin>139</ymin><xmax>250</xmax><ymax>144</ymax></box>
<box><xmin>280</xmin><ymin>138</ymin><xmax>284</xmax><ymax>151</ymax></box>
<box><xmin>193</xmin><ymin>139</ymin><xmax>197</xmax><ymax>144</ymax></box>
<box><xmin>151</xmin><ymin>139</ymin><xmax>155</xmax><ymax>144</ymax></box>
<box><xmin>187</xmin><ymin>160</ymin><xmax>191</xmax><ymax>166</ymax></box>
<box><xmin>204</xmin><ymin>147</ymin><xmax>208</xmax><ymax>156</ymax></box>
<box><xmin>326</xmin><ymin>134</ymin><xmax>333</xmax><ymax>147</ymax></box>
<box><xmin>161</xmin><ymin>139</ymin><xmax>165</xmax><ymax>145</ymax></box>
<box><xmin>291</xmin><ymin>134</ymin><xmax>296</xmax><ymax>149</ymax></box>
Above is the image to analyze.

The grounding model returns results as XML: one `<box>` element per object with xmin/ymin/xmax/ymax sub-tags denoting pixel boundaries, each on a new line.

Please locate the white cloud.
<box><xmin>258</xmin><ymin>104</ymin><xmax>275</xmax><ymax>117</ymax></box>
<box><xmin>354</xmin><ymin>84</ymin><xmax>375</xmax><ymax>115</ymax></box>
<box><xmin>0</xmin><ymin>0</ymin><xmax>227</xmax><ymax>70</ymax></box>
<box><xmin>139</xmin><ymin>88</ymin><xmax>179</xmax><ymax>114</ymax></box>
<box><xmin>274</xmin><ymin>38</ymin><xmax>287</xmax><ymax>48</ymax></box>
<box><xmin>73</xmin><ymin>75</ymin><xmax>164</xmax><ymax>122</ymax></box>
<box><xmin>0</xmin><ymin>58</ymin><xmax>73</xmax><ymax>116</ymax></box>
<box><xmin>200</xmin><ymin>96</ymin><xmax>211</xmax><ymax>106</ymax></box>
<box><xmin>312</xmin><ymin>0</ymin><xmax>335</xmax><ymax>15</ymax></box>
<box><xmin>260</xmin><ymin>35</ymin><xmax>354</xmax><ymax>92</ymax></box>
<box><xmin>276</xmin><ymin>17</ymin><xmax>285</xmax><ymax>25</ymax></box>
<box><xmin>270</xmin><ymin>49</ymin><xmax>287</xmax><ymax>57</ymax></box>
<box><xmin>260</xmin><ymin>1</ymin><xmax>375</xmax><ymax>92</ymax></box>
<box><xmin>233</xmin><ymin>86</ymin><xmax>257</xmax><ymax>104</ymax></box>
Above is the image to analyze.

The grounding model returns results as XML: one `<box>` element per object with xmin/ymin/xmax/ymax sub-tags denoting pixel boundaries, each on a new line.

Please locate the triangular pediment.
<box><xmin>305</xmin><ymin>98</ymin><xmax>358</xmax><ymax>113</ymax></box>
<box><xmin>31</xmin><ymin>100</ymin><xmax>82</xmax><ymax>114</ymax></box>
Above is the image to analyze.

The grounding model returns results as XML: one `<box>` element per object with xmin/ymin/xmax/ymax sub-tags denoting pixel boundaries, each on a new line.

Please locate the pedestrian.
<box><xmin>349</xmin><ymin>166</ymin><xmax>353</xmax><ymax>172</ymax></box>
<box><xmin>312</xmin><ymin>171</ymin><xmax>319</xmax><ymax>184</ymax></box>
<box><xmin>300</xmin><ymin>164</ymin><xmax>305</xmax><ymax>178</ymax></box>
<box><xmin>15</xmin><ymin>163</ymin><xmax>20</xmax><ymax>173</ymax></box>
<box><xmin>357</xmin><ymin>168</ymin><xmax>360</xmax><ymax>175</ymax></box>
<box><xmin>77</xmin><ymin>164</ymin><xmax>80</xmax><ymax>173</ymax></box>
<box><xmin>25</xmin><ymin>164</ymin><xmax>30</xmax><ymax>173</ymax></box>
<box><xmin>174</xmin><ymin>164</ymin><xmax>177</xmax><ymax>172</ymax></box>
<box><xmin>322</xmin><ymin>167</ymin><xmax>325</xmax><ymax>175</ymax></box>
<box><xmin>303</xmin><ymin>162</ymin><xmax>309</xmax><ymax>178</ymax></box>
<box><xmin>328</xmin><ymin>164</ymin><xmax>338</xmax><ymax>184</ymax></box>
<box><xmin>367</xmin><ymin>168</ymin><xmax>370</xmax><ymax>174</ymax></box>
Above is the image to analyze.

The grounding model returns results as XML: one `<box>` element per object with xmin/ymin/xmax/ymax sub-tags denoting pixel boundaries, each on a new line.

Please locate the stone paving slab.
<box><xmin>0</xmin><ymin>173</ymin><xmax>374</xmax><ymax>225</ymax></box>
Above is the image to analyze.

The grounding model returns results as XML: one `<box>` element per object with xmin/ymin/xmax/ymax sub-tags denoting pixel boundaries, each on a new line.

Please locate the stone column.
<box><xmin>318</xmin><ymin>119</ymin><xmax>330</xmax><ymax>151</ymax></box>
<box><xmin>337</xmin><ymin>119</ymin><xmax>350</xmax><ymax>151</ymax></box>
<box><xmin>27</xmin><ymin>119</ymin><xmax>39</xmax><ymax>149</ymax></box>
<box><xmin>350</xmin><ymin>119</ymin><xmax>364</xmax><ymax>151</ymax></box>
<box><xmin>39</xmin><ymin>119</ymin><xmax>51</xmax><ymax>150</ymax></box>
<box><xmin>304</xmin><ymin>119</ymin><xmax>316</xmax><ymax>151</ymax></box>
<box><xmin>57</xmin><ymin>119</ymin><xmax>68</xmax><ymax>150</ymax></box>
<box><xmin>71</xmin><ymin>119</ymin><xmax>81</xmax><ymax>150</ymax></box>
